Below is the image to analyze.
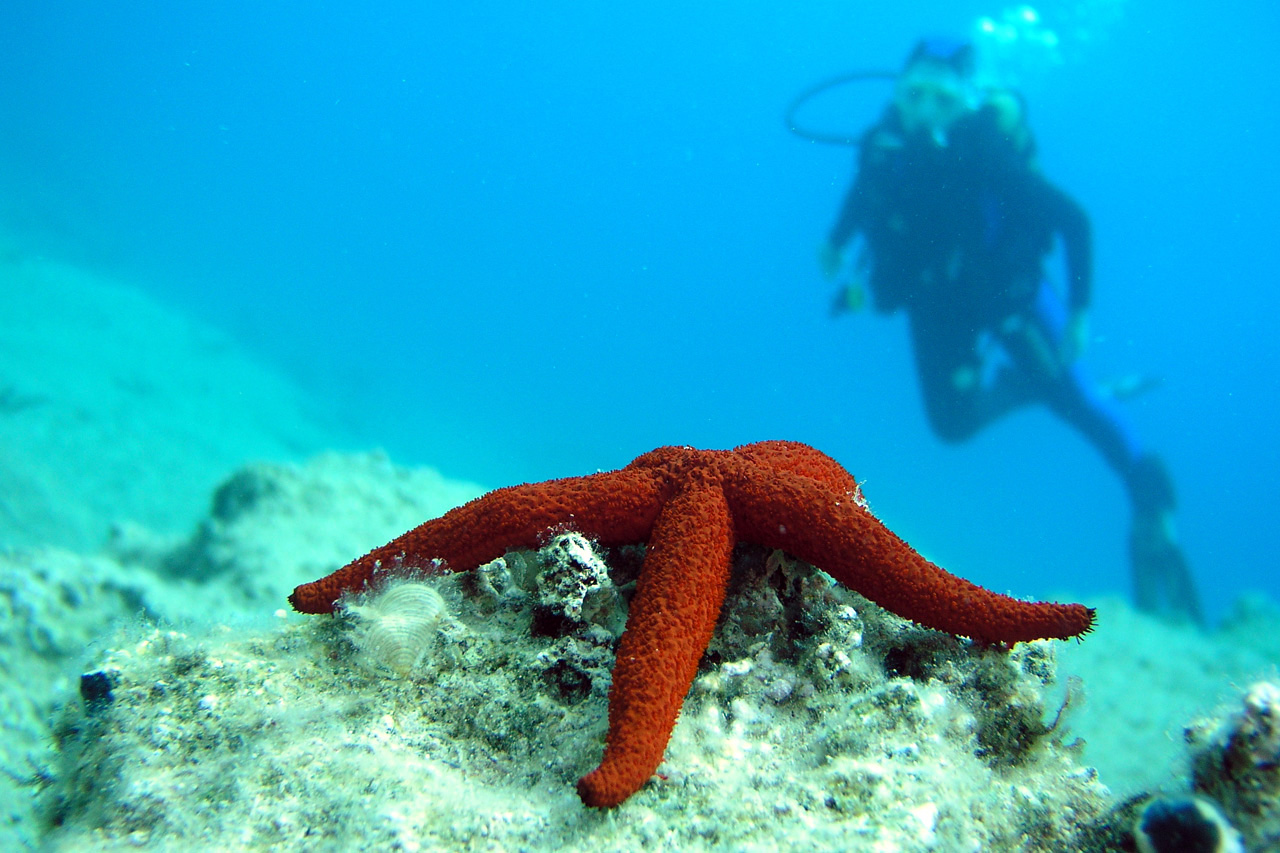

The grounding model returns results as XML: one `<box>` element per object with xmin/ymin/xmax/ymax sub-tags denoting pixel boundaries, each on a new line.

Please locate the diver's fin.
<box><xmin>1130</xmin><ymin>512</ymin><xmax>1205</xmax><ymax>627</ymax></box>
<box><xmin>1127</xmin><ymin>453</ymin><xmax>1204</xmax><ymax>626</ymax></box>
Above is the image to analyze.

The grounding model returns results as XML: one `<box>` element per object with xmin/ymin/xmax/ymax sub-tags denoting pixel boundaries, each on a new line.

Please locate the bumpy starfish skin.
<box><xmin>290</xmin><ymin>441</ymin><xmax>1094</xmax><ymax>808</ymax></box>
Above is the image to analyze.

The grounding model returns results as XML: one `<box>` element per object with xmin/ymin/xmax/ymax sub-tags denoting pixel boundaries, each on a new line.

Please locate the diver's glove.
<box><xmin>818</xmin><ymin>241</ymin><xmax>843</xmax><ymax>280</ymax></box>
<box><xmin>1061</xmin><ymin>310</ymin><xmax>1089</xmax><ymax>363</ymax></box>
<box><xmin>830</xmin><ymin>282</ymin><xmax>867</xmax><ymax>317</ymax></box>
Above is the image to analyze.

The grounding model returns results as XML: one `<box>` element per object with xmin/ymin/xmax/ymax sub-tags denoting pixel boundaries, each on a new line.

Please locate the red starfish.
<box><xmin>290</xmin><ymin>441</ymin><xmax>1094</xmax><ymax>808</ymax></box>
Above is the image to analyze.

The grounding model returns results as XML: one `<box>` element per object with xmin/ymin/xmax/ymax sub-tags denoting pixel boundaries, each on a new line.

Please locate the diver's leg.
<box><xmin>905</xmin><ymin>310</ymin><xmax>990</xmax><ymax>443</ymax></box>
<box><xmin>1047</xmin><ymin>363</ymin><xmax>1203</xmax><ymax>624</ymax></box>
<box><xmin>1125</xmin><ymin>455</ymin><xmax>1205</xmax><ymax>625</ymax></box>
<box><xmin>1009</xmin><ymin>283</ymin><xmax>1204</xmax><ymax>624</ymax></box>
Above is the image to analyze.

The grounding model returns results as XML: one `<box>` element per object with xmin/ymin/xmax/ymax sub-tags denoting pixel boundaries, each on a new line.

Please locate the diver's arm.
<box><xmin>818</xmin><ymin>184</ymin><xmax>860</xmax><ymax>278</ymax></box>
<box><xmin>1043</xmin><ymin>181</ymin><xmax>1092</xmax><ymax>312</ymax></box>
<box><xmin>1019</xmin><ymin>173</ymin><xmax>1092</xmax><ymax>359</ymax></box>
<box><xmin>821</xmin><ymin>127</ymin><xmax>888</xmax><ymax>276</ymax></box>
<box><xmin>1044</xmin><ymin>180</ymin><xmax>1092</xmax><ymax>360</ymax></box>
<box><xmin>827</xmin><ymin>180</ymin><xmax>866</xmax><ymax>253</ymax></box>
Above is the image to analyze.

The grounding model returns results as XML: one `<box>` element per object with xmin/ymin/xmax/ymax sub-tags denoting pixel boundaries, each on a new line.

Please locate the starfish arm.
<box><xmin>724</xmin><ymin>468</ymin><xmax>1094</xmax><ymax>644</ymax></box>
<box><xmin>577</xmin><ymin>479</ymin><xmax>735</xmax><ymax>808</ymax></box>
<box><xmin>289</xmin><ymin>468</ymin><xmax>665</xmax><ymax>614</ymax></box>
<box><xmin>733</xmin><ymin>440</ymin><xmax>863</xmax><ymax>496</ymax></box>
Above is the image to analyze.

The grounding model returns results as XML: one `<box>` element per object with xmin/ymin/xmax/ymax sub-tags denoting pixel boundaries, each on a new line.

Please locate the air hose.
<box><xmin>784</xmin><ymin>70</ymin><xmax>896</xmax><ymax>146</ymax></box>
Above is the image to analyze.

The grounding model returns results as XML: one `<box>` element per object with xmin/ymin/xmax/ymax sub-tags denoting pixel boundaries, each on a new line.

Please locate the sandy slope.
<box><xmin>0</xmin><ymin>245</ymin><xmax>341</xmax><ymax>550</ymax></box>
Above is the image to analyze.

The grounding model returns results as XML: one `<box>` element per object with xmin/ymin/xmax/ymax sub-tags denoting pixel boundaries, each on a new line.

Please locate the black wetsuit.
<box><xmin>827</xmin><ymin>101</ymin><xmax>1128</xmax><ymax>457</ymax></box>
<box><xmin>831</xmin><ymin>103</ymin><xmax>1090</xmax><ymax>322</ymax></box>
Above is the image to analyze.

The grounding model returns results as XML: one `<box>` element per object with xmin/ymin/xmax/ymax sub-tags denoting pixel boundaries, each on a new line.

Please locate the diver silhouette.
<box><xmin>817</xmin><ymin>38</ymin><xmax>1203</xmax><ymax>625</ymax></box>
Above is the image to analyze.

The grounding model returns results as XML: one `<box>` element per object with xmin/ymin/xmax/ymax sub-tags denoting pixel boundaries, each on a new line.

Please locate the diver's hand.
<box><xmin>818</xmin><ymin>241</ymin><xmax>843</xmax><ymax>280</ymax></box>
<box><xmin>830</xmin><ymin>282</ymin><xmax>866</xmax><ymax>317</ymax></box>
<box><xmin>1062</xmin><ymin>311</ymin><xmax>1089</xmax><ymax>363</ymax></box>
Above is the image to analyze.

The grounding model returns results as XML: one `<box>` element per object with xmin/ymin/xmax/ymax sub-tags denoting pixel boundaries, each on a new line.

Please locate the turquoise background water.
<box><xmin>2</xmin><ymin>1</ymin><xmax>1275</xmax><ymax>621</ymax></box>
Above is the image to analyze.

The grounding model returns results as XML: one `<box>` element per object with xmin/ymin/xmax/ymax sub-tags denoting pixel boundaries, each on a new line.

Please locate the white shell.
<box><xmin>345</xmin><ymin>581</ymin><xmax>447</xmax><ymax>677</ymax></box>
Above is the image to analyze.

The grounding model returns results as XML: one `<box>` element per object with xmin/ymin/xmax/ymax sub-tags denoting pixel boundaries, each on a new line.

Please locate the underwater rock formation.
<box><xmin>1185</xmin><ymin>680</ymin><xmax>1280</xmax><ymax>849</ymax></box>
<box><xmin>155</xmin><ymin>451</ymin><xmax>483</xmax><ymax>607</ymax></box>
<box><xmin>41</xmin><ymin>533</ymin><xmax>1115</xmax><ymax>850</ymax></box>
<box><xmin>14</xmin><ymin>450</ymin><xmax>1280</xmax><ymax>851</ymax></box>
<box><xmin>1133</xmin><ymin>796</ymin><xmax>1243</xmax><ymax>853</ymax></box>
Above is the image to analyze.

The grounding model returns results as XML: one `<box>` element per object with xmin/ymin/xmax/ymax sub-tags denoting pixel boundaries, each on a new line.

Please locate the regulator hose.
<box><xmin>784</xmin><ymin>70</ymin><xmax>897</xmax><ymax>146</ymax></box>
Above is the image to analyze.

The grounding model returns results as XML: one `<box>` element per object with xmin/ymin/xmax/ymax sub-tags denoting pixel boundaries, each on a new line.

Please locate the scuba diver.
<box><xmin>815</xmin><ymin>38</ymin><xmax>1203</xmax><ymax>624</ymax></box>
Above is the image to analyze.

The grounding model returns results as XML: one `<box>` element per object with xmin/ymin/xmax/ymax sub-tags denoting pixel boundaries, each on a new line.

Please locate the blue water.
<box><xmin>2</xmin><ymin>1</ymin><xmax>1276</xmax><ymax>623</ymax></box>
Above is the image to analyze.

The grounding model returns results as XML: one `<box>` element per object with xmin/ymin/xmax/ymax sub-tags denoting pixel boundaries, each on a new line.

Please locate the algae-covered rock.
<box><xmin>17</xmin><ymin>449</ymin><xmax>1280</xmax><ymax>851</ymax></box>
<box><xmin>1184</xmin><ymin>680</ymin><xmax>1280</xmax><ymax>849</ymax></box>
<box><xmin>40</xmin><ymin>535</ymin><xmax>1115</xmax><ymax>851</ymax></box>
<box><xmin>0</xmin><ymin>452</ymin><xmax>482</xmax><ymax>850</ymax></box>
<box><xmin>150</xmin><ymin>450</ymin><xmax>484</xmax><ymax>608</ymax></box>
<box><xmin>0</xmin><ymin>547</ymin><xmax>159</xmax><ymax>850</ymax></box>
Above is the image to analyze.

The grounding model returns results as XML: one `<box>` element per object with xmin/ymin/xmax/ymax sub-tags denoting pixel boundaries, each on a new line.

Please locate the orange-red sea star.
<box><xmin>289</xmin><ymin>440</ymin><xmax>1094</xmax><ymax>808</ymax></box>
